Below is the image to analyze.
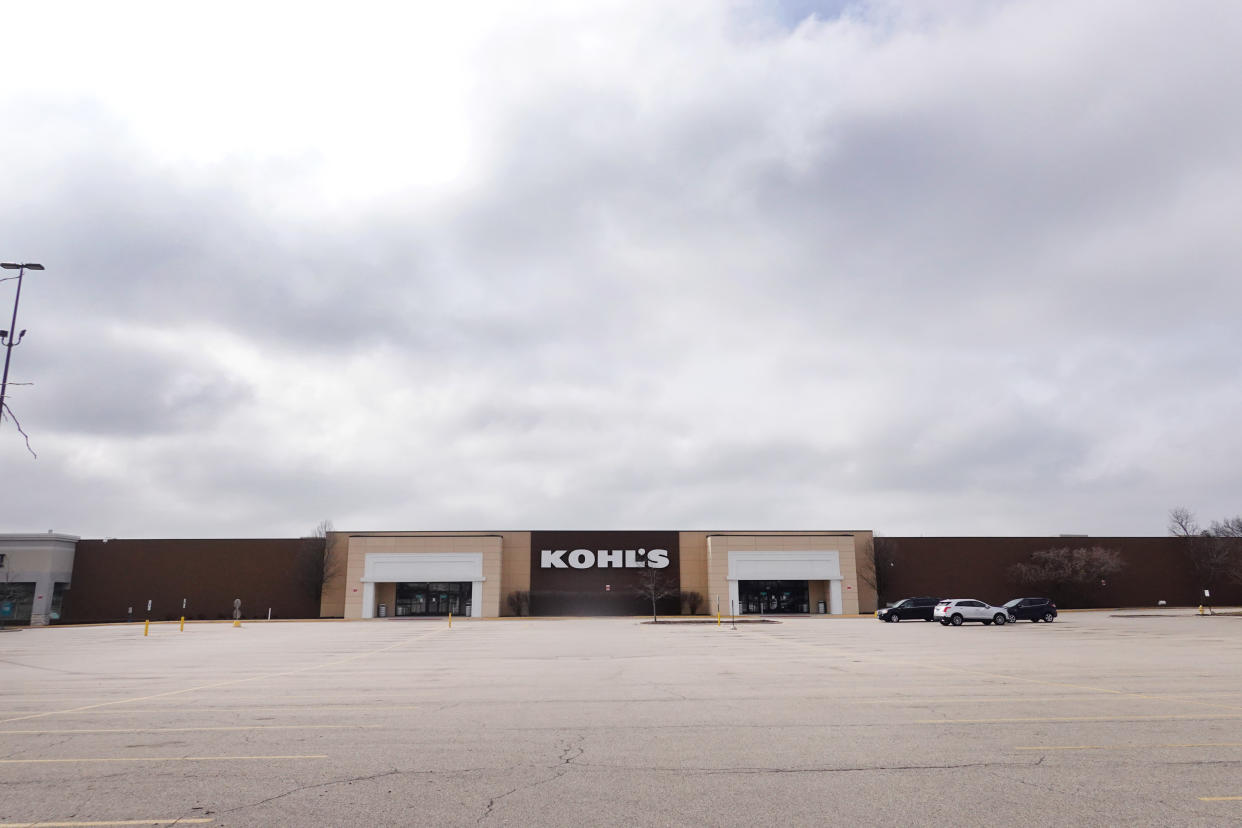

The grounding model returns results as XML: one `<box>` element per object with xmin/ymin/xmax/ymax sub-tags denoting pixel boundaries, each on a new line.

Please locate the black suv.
<box><xmin>876</xmin><ymin>596</ymin><xmax>942</xmax><ymax>622</ymax></box>
<box><xmin>1003</xmin><ymin>597</ymin><xmax>1058</xmax><ymax>622</ymax></box>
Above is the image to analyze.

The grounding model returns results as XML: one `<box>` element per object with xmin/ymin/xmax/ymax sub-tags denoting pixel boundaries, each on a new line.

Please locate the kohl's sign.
<box><xmin>540</xmin><ymin>547</ymin><xmax>670</xmax><ymax>570</ymax></box>
<box><xmin>529</xmin><ymin>532</ymin><xmax>681</xmax><ymax>607</ymax></box>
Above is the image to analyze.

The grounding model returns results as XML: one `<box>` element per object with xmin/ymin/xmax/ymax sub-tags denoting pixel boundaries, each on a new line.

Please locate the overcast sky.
<box><xmin>2</xmin><ymin>0</ymin><xmax>1240</xmax><ymax>539</ymax></box>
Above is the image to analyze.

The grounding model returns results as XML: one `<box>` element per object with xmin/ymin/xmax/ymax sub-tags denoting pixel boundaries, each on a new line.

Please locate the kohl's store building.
<box><xmin>11</xmin><ymin>528</ymin><xmax>1235</xmax><ymax>626</ymax></box>
<box><xmin>321</xmin><ymin>530</ymin><xmax>874</xmax><ymax>619</ymax></box>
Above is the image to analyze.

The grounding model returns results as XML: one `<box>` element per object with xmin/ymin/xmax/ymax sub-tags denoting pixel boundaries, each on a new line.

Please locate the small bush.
<box><xmin>506</xmin><ymin>590</ymin><xmax>530</xmax><ymax>616</ymax></box>
<box><xmin>680</xmin><ymin>591</ymin><xmax>704</xmax><ymax>615</ymax></box>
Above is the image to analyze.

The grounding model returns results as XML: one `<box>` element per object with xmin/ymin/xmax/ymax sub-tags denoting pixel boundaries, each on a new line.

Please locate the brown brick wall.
<box><xmin>879</xmin><ymin>536</ymin><xmax>1242</xmax><ymax>609</ymax></box>
<box><xmin>65</xmin><ymin>538</ymin><xmax>325</xmax><ymax>623</ymax></box>
<box><xmin>63</xmin><ymin>533</ymin><xmax>1237</xmax><ymax>622</ymax></box>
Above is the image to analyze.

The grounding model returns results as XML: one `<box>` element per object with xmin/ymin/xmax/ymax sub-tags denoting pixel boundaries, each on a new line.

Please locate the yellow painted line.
<box><xmin>899</xmin><ymin>668</ymin><xmax>1242</xmax><ymax>713</ymax></box>
<box><xmin>10</xmin><ymin>694</ymin><xmax>1239</xmax><ymax>716</ymax></box>
<box><xmin>0</xmin><ymin>705</ymin><xmax>429</xmax><ymax>716</ymax></box>
<box><xmin>0</xmin><ymin>725</ymin><xmax>378</xmax><ymax>735</ymax></box>
<box><xmin>748</xmin><ymin>627</ymin><xmax>1242</xmax><ymax>715</ymax></box>
<box><xmin>0</xmin><ymin>694</ymin><xmax>411</xmax><ymax>703</ymax></box>
<box><xmin>990</xmin><ymin>684</ymin><xmax>1242</xmax><ymax>713</ymax></box>
<box><xmin>918</xmin><ymin>713</ymin><xmax>1242</xmax><ymax>724</ymax></box>
<box><xmin>1017</xmin><ymin>743</ymin><xmax>1242</xmax><ymax>751</ymax></box>
<box><xmin>0</xmin><ymin>754</ymin><xmax>328</xmax><ymax>764</ymax></box>
<box><xmin>852</xmin><ymin>695</ymin><xmax>1172</xmax><ymax>705</ymax></box>
<box><xmin>1200</xmin><ymin>796</ymin><xmax>1242</xmax><ymax>801</ymax></box>
<box><xmin>0</xmin><ymin>628</ymin><xmax>444</xmax><ymax>725</ymax></box>
<box><xmin>0</xmin><ymin>821</ymin><xmax>213</xmax><ymax>827</ymax></box>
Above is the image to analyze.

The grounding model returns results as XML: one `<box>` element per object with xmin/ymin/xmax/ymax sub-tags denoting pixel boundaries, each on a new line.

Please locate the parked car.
<box><xmin>1004</xmin><ymin>597</ymin><xmax>1057</xmax><ymax>622</ymax></box>
<box><xmin>934</xmin><ymin>598</ymin><xmax>1011</xmax><ymax>626</ymax></box>
<box><xmin>876</xmin><ymin>596</ymin><xmax>942</xmax><ymax>622</ymax></box>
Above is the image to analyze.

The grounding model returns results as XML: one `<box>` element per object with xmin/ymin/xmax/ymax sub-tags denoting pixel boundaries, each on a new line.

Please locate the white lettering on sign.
<box><xmin>539</xmin><ymin>548</ymin><xmax>671</xmax><ymax>569</ymax></box>
<box><xmin>542</xmin><ymin>549</ymin><xmax>569</xmax><ymax>568</ymax></box>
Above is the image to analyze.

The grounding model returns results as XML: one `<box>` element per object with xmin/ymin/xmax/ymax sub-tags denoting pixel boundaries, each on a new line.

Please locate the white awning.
<box><xmin>728</xmin><ymin>549</ymin><xmax>842</xmax><ymax>581</ymax></box>
<box><xmin>361</xmin><ymin>551</ymin><xmax>484</xmax><ymax>583</ymax></box>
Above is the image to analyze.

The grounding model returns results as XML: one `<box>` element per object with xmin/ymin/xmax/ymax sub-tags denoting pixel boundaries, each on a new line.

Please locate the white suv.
<box><xmin>934</xmin><ymin>598</ymin><xmax>1011</xmax><ymax>626</ymax></box>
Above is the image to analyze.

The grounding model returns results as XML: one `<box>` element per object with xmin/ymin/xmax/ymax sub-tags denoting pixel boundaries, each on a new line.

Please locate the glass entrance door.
<box><xmin>738</xmin><ymin>580</ymin><xmax>810</xmax><ymax>614</ymax></box>
<box><xmin>395</xmin><ymin>582</ymin><xmax>471</xmax><ymax>617</ymax></box>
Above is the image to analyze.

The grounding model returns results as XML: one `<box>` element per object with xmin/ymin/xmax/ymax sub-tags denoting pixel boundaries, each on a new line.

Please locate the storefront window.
<box><xmin>394</xmin><ymin>582</ymin><xmax>471</xmax><ymax>616</ymax></box>
<box><xmin>50</xmin><ymin>582</ymin><xmax>68</xmax><ymax>622</ymax></box>
<box><xmin>0</xmin><ymin>582</ymin><xmax>36</xmax><ymax>626</ymax></box>
<box><xmin>738</xmin><ymin>580</ymin><xmax>809</xmax><ymax>614</ymax></box>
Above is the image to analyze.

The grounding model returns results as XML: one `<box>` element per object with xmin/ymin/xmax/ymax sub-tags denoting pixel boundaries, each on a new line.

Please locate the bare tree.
<box><xmin>1168</xmin><ymin>508</ymin><xmax>1241</xmax><ymax>599</ymax></box>
<box><xmin>1168</xmin><ymin>507</ymin><xmax>1201</xmax><ymax>537</ymax></box>
<box><xmin>634</xmin><ymin>567</ymin><xmax>677</xmax><ymax>623</ymax></box>
<box><xmin>294</xmin><ymin>520</ymin><xmax>343</xmax><ymax>606</ymax></box>
<box><xmin>856</xmin><ymin>536</ymin><xmax>898</xmax><ymax>606</ymax></box>
<box><xmin>313</xmin><ymin>520</ymin><xmax>343</xmax><ymax>593</ymax></box>
<box><xmin>1209</xmin><ymin>518</ymin><xmax>1242</xmax><ymax>591</ymax></box>
<box><xmin>1208</xmin><ymin>516</ymin><xmax>1242</xmax><ymax>538</ymax></box>
<box><xmin>1009</xmin><ymin>546</ymin><xmax>1124</xmax><ymax>606</ymax></box>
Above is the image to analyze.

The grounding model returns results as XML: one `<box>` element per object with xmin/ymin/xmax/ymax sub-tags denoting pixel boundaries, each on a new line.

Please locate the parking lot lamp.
<box><xmin>0</xmin><ymin>262</ymin><xmax>44</xmax><ymax>427</ymax></box>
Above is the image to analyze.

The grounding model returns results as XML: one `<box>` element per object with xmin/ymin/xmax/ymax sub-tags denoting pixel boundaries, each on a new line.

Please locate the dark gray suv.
<box><xmin>876</xmin><ymin>596</ymin><xmax>942</xmax><ymax>622</ymax></box>
<box><xmin>1004</xmin><ymin>597</ymin><xmax>1058</xmax><ymax>622</ymax></box>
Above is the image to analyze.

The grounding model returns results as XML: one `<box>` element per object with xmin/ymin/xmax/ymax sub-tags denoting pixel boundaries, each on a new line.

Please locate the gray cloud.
<box><xmin>3</xmin><ymin>1</ymin><xmax>1242</xmax><ymax>538</ymax></box>
<box><xmin>23</xmin><ymin>329</ymin><xmax>253</xmax><ymax>437</ymax></box>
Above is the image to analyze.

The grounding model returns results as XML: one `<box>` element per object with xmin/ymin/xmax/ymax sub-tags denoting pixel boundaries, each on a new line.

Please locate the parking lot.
<box><xmin>2</xmin><ymin>611</ymin><xmax>1242</xmax><ymax>827</ymax></box>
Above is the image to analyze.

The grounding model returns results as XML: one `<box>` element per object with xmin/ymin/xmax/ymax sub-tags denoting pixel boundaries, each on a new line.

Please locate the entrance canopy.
<box><xmin>728</xmin><ymin>549</ymin><xmax>842</xmax><ymax>582</ymax></box>
<box><xmin>728</xmin><ymin>549</ymin><xmax>844</xmax><ymax>614</ymax></box>
<box><xmin>362</xmin><ymin>551</ymin><xmax>483</xmax><ymax>583</ymax></box>
<box><xmin>359</xmin><ymin>551</ymin><xmax>485</xmax><ymax>618</ymax></box>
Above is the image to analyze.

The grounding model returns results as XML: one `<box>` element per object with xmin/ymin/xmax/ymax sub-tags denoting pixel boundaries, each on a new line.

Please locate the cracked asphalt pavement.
<box><xmin>2</xmin><ymin>611</ymin><xmax>1242</xmax><ymax>826</ymax></box>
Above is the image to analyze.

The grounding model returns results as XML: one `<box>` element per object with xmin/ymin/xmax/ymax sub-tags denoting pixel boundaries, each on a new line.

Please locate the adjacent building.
<box><xmin>0</xmin><ymin>533</ymin><xmax>77</xmax><ymax>626</ymax></box>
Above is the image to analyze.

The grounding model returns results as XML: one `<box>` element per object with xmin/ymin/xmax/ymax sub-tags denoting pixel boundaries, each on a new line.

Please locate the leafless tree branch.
<box><xmin>1169</xmin><ymin>507</ymin><xmax>1242</xmax><ymax>594</ymax></box>
<box><xmin>1009</xmin><ymin>546</ymin><xmax>1124</xmax><ymax>605</ymax></box>
<box><xmin>1168</xmin><ymin>507</ymin><xmax>1200</xmax><ymax>537</ymax></box>
<box><xmin>634</xmin><ymin>567</ymin><xmax>677</xmax><ymax>623</ymax></box>
<box><xmin>1</xmin><ymin>402</ymin><xmax>37</xmax><ymax>458</ymax></box>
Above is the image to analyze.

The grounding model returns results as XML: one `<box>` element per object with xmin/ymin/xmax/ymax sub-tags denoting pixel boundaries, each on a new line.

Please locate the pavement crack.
<box><xmin>220</xmin><ymin>767</ymin><xmax>478</xmax><ymax>814</ymax></box>
<box><xmin>559</xmin><ymin>735</ymin><xmax>585</xmax><ymax>765</ymax></box>
<box><xmin>0</xmin><ymin>658</ymin><xmax>101</xmax><ymax>676</ymax></box>
<box><xmin>982</xmin><ymin>765</ymin><xmax>1067</xmax><ymax>797</ymax></box>
<box><xmin>477</xmin><ymin>769</ymin><xmax>574</xmax><ymax>824</ymax></box>
<box><xmin>478</xmin><ymin>737</ymin><xmax>585</xmax><ymax>823</ymax></box>
<box><xmin>1156</xmin><ymin>758</ymin><xmax>1242</xmax><ymax>767</ymax></box>
<box><xmin>0</xmin><ymin>734</ymin><xmax>76</xmax><ymax>760</ymax></box>
<box><xmin>570</xmin><ymin>759</ymin><xmax>1038</xmax><ymax>776</ymax></box>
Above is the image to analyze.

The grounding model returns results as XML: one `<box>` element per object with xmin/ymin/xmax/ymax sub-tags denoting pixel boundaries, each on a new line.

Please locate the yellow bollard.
<box><xmin>180</xmin><ymin>616</ymin><xmax>185</xmax><ymax>632</ymax></box>
<box><xmin>717</xmin><ymin>611</ymin><xmax>721</xmax><ymax>627</ymax></box>
<box><xmin>233</xmin><ymin>618</ymin><xmax>241</xmax><ymax>627</ymax></box>
<box><xmin>1199</xmin><ymin>605</ymin><xmax>1205</xmax><ymax>616</ymax></box>
<box><xmin>144</xmin><ymin>619</ymin><xmax>149</xmax><ymax>636</ymax></box>
<box><xmin>448</xmin><ymin>612</ymin><xmax>452</xmax><ymax>629</ymax></box>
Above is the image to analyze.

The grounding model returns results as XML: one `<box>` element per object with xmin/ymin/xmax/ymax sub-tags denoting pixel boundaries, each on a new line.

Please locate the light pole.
<box><xmin>0</xmin><ymin>262</ymin><xmax>44</xmax><ymax>428</ymax></box>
